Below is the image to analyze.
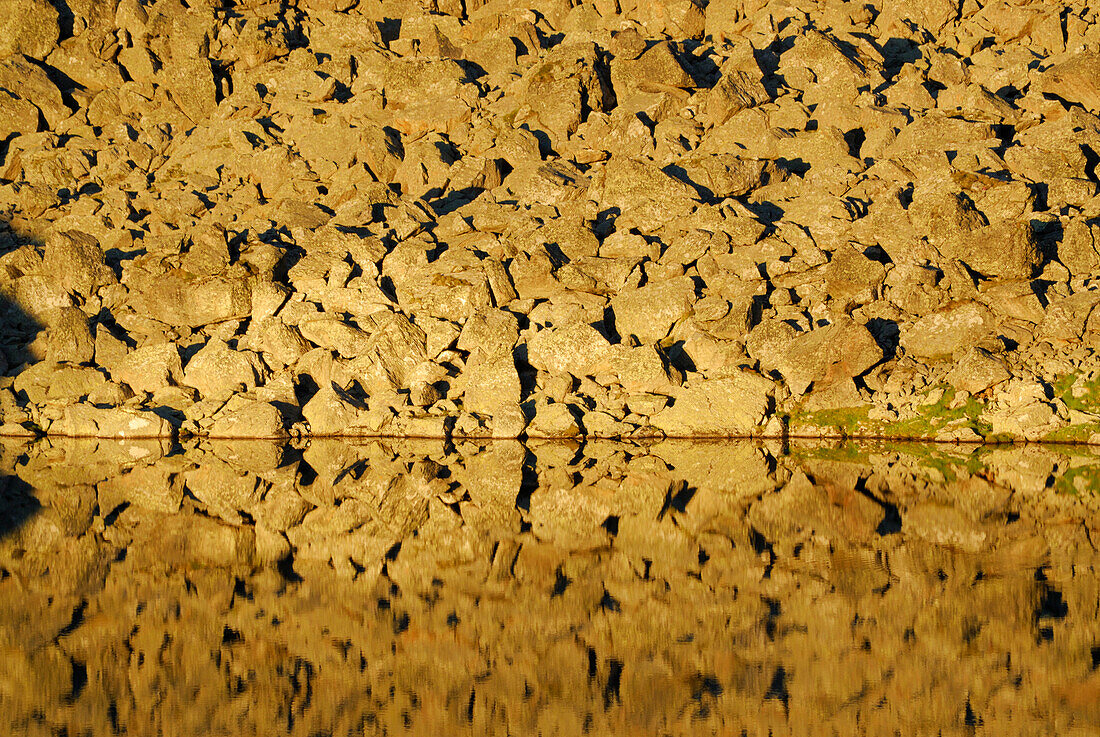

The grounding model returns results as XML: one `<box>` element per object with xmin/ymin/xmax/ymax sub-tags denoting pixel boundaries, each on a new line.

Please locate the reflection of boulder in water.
<box><xmin>0</xmin><ymin>437</ymin><xmax>1097</xmax><ymax>734</ymax></box>
<box><xmin>0</xmin><ymin>473</ymin><xmax>38</xmax><ymax>541</ymax></box>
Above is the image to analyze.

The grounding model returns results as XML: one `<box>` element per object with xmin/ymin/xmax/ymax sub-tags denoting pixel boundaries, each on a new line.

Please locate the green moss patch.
<box><xmin>788</xmin><ymin>385</ymin><xmax>991</xmax><ymax>440</ymax></box>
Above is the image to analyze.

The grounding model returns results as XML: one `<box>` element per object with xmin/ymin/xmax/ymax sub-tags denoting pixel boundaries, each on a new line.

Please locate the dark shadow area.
<box><xmin>880</xmin><ymin>37</ymin><xmax>923</xmax><ymax>79</ymax></box>
<box><xmin>0</xmin><ymin>218</ymin><xmax>48</xmax><ymax>434</ymax></box>
<box><xmin>0</xmin><ymin>474</ymin><xmax>39</xmax><ymax>542</ymax></box>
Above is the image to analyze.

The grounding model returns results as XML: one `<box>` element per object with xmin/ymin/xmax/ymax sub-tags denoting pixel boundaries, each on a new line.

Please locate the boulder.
<box><xmin>527</xmin><ymin>402</ymin><xmax>581</xmax><ymax>438</ymax></box>
<box><xmin>44</xmin><ymin>231</ymin><xmax>117</xmax><ymax>298</ymax></box>
<box><xmin>463</xmin><ymin>347</ymin><xmax>521</xmax><ymax>416</ymax></box>
<box><xmin>0</xmin><ymin>1</ymin><xmax>60</xmax><ymax>60</ymax></box>
<box><xmin>610</xmin><ymin>276</ymin><xmax>696</xmax><ymax>344</ymax></box>
<box><xmin>51</xmin><ymin>405</ymin><xmax>175</xmax><ymax>438</ymax></box>
<box><xmin>526</xmin><ymin>322</ymin><xmax>612</xmax><ymax>378</ymax></box>
<box><xmin>207</xmin><ymin>401</ymin><xmax>287</xmax><ymax>439</ymax></box>
<box><xmin>1039</xmin><ymin>51</ymin><xmax>1100</xmax><ymax>113</ymax></box>
<box><xmin>946</xmin><ymin>347</ymin><xmax>1012</xmax><ymax>395</ymax></box>
<box><xmin>301</xmin><ymin>383</ymin><xmax>368</xmax><ymax>436</ymax></box>
<box><xmin>900</xmin><ymin>301</ymin><xmax>997</xmax><ymax>359</ymax></box>
<box><xmin>43</xmin><ymin>308</ymin><xmax>95</xmax><ymax>365</ymax></box>
<box><xmin>182</xmin><ymin>340</ymin><xmax>264</xmax><ymax>398</ymax></box>
<box><xmin>650</xmin><ymin>372</ymin><xmax>773</xmax><ymax>436</ymax></box>
<box><xmin>127</xmin><ymin>271</ymin><xmax>252</xmax><ymax>328</ymax></box>
<box><xmin>115</xmin><ymin>343</ymin><xmax>183</xmax><ymax>396</ymax></box>
<box><xmin>748</xmin><ymin>317</ymin><xmax>883</xmax><ymax>395</ymax></box>
<box><xmin>0</xmin><ymin>55</ymin><xmax>69</xmax><ymax>127</ymax></box>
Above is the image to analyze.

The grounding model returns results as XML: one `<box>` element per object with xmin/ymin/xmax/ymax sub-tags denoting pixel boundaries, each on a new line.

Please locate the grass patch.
<box><xmin>1053</xmin><ymin>373</ymin><xmax>1100</xmax><ymax>414</ymax></box>
<box><xmin>789</xmin><ymin>385</ymin><xmax>991</xmax><ymax>440</ymax></box>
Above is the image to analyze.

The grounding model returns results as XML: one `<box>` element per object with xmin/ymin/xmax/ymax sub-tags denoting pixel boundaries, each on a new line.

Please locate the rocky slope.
<box><xmin>0</xmin><ymin>437</ymin><xmax>1098</xmax><ymax>734</ymax></box>
<box><xmin>0</xmin><ymin>0</ymin><xmax>1099</xmax><ymax>441</ymax></box>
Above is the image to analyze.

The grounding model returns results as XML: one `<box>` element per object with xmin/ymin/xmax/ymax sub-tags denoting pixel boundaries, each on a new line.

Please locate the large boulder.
<box><xmin>650</xmin><ymin>373</ymin><xmax>773</xmax><ymax>436</ymax></box>
<box><xmin>127</xmin><ymin>270</ymin><xmax>252</xmax><ymax>328</ymax></box>
<box><xmin>525</xmin><ymin>322</ymin><xmax>612</xmax><ymax>378</ymax></box>
<box><xmin>747</xmin><ymin>317</ymin><xmax>883</xmax><ymax>396</ymax></box>
<box><xmin>51</xmin><ymin>405</ymin><xmax>175</xmax><ymax>438</ymax></box>
<box><xmin>1039</xmin><ymin>52</ymin><xmax>1100</xmax><ymax>113</ymax></box>
<box><xmin>900</xmin><ymin>301</ymin><xmax>997</xmax><ymax>359</ymax></box>
<box><xmin>610</xmin><ymin>276</ymin><xmax>696</xmax><ymax>345</ymax></box>
<box><xmin>0</xmin><ymin>0</ymin><xmax>60</xmax><ymax>60</ymax></box>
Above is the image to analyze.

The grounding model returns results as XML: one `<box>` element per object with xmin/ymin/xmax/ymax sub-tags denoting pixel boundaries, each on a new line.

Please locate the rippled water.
<box><xmin>0</xmin><ymin>437</ymin><xmax>1098</xmax><ymax>735</ymax></box>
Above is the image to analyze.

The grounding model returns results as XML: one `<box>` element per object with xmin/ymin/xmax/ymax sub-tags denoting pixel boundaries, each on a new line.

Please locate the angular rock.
<box><xmin>301</xmin><ymin>383</ymin><xmax>368</xmax><ymax>436</ymax></box>
<box><xmin>182</xmin><ymin>340</ymin><xmax>264</xmax><ymax>398</ymax></box>
<box><xmin>650</xmin><ymin>372</ymin><xmax>773</xmax><ymax>436</ymax></box>
<box><xmin>207</xmin><ymin>401</ymin><xmax>287</xmax><ymax>439</ymax></box>
<box><xmin>611</xmin><ymin>276</ymin><xmax>696</xmax><ymax>344</ymax></box>
<box><xmin>115</xmin><ymin>343</ymin><xmax>183</xmax><ymax>396</ymax></box>
<box><xmin>527</xmin><ymin>402</ymin><xmax>581</xmax><ymax>438</ymax></box>
<box><xmin>1039</xmin><ymin>52</ymin><xmax>1100</xmax><ymax>113</ymax></box>
<box><xmin>0</xmin><ymin>0</ymin><xmax>60</xmax><ymax>60</ymax></box>
<box><xmin>43</xmin><ymin>308</ymin><xmax>95</xmax><ymax>365</ymax></box>
<box><xmin>463</xmin><ymin>347</ymin><xmax>521</xmax><ymax>416</ymax></box>
<box><xmin>526</xmin><ymin>322</ymin><xmax>612</xmax><ymax>378</ymax></box>
<box><xmin>44</xmin><ymin>231</ymin><xmax>117</xmax><ymax>298</ymax></box>
<box><xmin>51</xmin><ymin>405</ymin><xmax>175</xmax><ymax>438</ymax></box>
<box><xmin>127</xmin><ymin>272</ymin><xmax>252</xmax><ymax>329</ymax></box>
<box><xmin>900</xmin><ymin>301</ymin><xmax>998</xmax><ymax>359</ymax></box>
<box><xmin>748</xmin><ymin>317</ymin><xmax>883</xmax><ymax>396</ymax></box>
<box><xmin>946</xmin><ymin>347</ymin><xmax>1012</xmax><ymax>395</ymax></box>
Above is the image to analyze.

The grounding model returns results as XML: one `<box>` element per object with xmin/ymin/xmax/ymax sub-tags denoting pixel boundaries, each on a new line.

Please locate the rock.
<box><xmin>297</xmin><ymin>317</ymin><xmax>372</xmax><ymax>359</ymax></box>
<box><xmin>514</xmin><ymin>42</ymin><xmax>614</xmax><ymax>142</ymax></box>
<box><xmin>0</xmin><ymin>0</ymin><xmax>1090</xmax><ymax>446</ymax></box>
<box><xmin>51</xmin><ymin>405</ymin><xmax>175</xmax><ymax>438</ymax></box>
<box><xmin>946</xmin><ymin>347</ymin><xmax>1012</xmax><ymax>395</ymax></box>
<box><xmin>608</xmin><ymin>344</ymin><xmax>681</xmax><ymax>394</ymax></box>
<box><xmin>44</xmin><ymin>231</ymin><xmax>117</xmax><ymax>298</ymax></box>
<box><xmin>207</xmin><ymin>401</ymin><xmax>287</xmax><ymax>439</ymax></box>
<box><xmin>1058</xmin><ymin>218</ymin><xmax>1100</xmax><ymax>276</ymax></box>
<box><xmin>301</xmin><ymin>383</ymin><xmax>367</xmax><ymax>436</ymax></box>
<box><xmin>676</xmin><ymin>154</ymin><xmax>783</xmax><ymax>200</ymax></box>
<box><xmin>778</xmin><ymin>29</ymin><xmax>884</xmax><ymax>104</ymax></box>
<box><xmin>43</xmin><ymin>308</ymin><xmax>95</xmax><ymax>365</ymax></box>
<box><xmin>594</xmin><ymin>158</ymin><xmax>698</xmax><ymax>231</ymax></box>
<box><xmin>1039</xmin><ymin>51</ymin><xmax>1100</xmax><ymax>113</ymax></box>
<box><xmin>0</xmin><ymin>55</ymin><xmax>68</xmax><ymax>128</ymax></box>
<box><xmin>611</xmin><ymin>40</ymin><xmax>694</xmax><ymax>98</ymax></box>
<box><xmin>249</xmin><ymin>319</ymin><xmax>311</xmax><ymax>369</ymax></box>
<box><xmin>525</xmin><ymin>322</ymin><xmax>612</xmax><ymax>378</ymax></box>
<box><xmin>610</xmin><ymin>276</ymin><xmax>696</xmax><ymax>344</ymax></box>
<box><xmin>0</xmin><ymin>1</ymin><xmax>60</xmax><ymax>60</ymax></box>
<box><xmin>182</xmin><ymin>340</ymin><xmax>264</xmax><ymax>398</ymax></box>
<box><xmin>1039</xmin><ymin>291</ymin><xmax>1100</xmax><ymax>342</ymax></box>
<box><xmin>942</xmin><ymin>220</ymin><xmax>1041</xmax><ymax>281</ymax></box>
<box><xmin>823</xmin><ymin>244</ymin><xmax>887</xmax><ymax>312</ymax></box>
<box><xmin>650</xmin><ymin>372</ymin><xmax>773</xmax><ymax>436</ymax></box>
<box><xmin>748</xmin><ymin>317</ymin><xmax>883</xmax><ymax>396</ymax></box>
<box><xmin>115</xmin><ymin>343</ymin><xmax>183</xmax><ymax>396</ymax></box>
<box><xmin>900</xmin><ymin>302</ymin><xmax>997</xmax><ymax>360</ymax></box>
<box><xmin>127</xmin><ymin>271</ymin><xmax>252</xmax><ymax>329</ymax></box>
<box><xmin>463</xmin><ymin>347</ymin><xmax>521</xmax><ymax>416</ymax></box>
<box><xmin>13</xmin><ymin>362</ymin><xmax>109</xmax><ymax>405</ymax></box>
<box><xmin>701</xmin><ymin>60</ymin><xmax>769</xmax><ymax>126</ymax></box>
<box><xmin>527</xmin><ymin>401</ymin><xmax>581</xmax><ymax>438</ymax></box>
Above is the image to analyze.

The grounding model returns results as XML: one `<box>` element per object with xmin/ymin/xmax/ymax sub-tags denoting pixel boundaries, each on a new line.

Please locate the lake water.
<box><xmin>0</xmin><ymin>437</ymin><xmax>1097</xmax><ymax>735</ymax></box>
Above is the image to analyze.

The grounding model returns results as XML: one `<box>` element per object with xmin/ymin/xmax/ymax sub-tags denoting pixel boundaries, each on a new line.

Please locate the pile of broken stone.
<box><xmin>0</xmin><ymin>0</ymin><xmax>1099</xmax><ymax>442</ymax></box>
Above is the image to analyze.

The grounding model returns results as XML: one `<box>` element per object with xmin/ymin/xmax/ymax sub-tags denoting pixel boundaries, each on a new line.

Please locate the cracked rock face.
<box><xmin>0</xmin><ymin>0</ymin><xmax>1097</xmax><ymax>443</ymax></box>
<box><xmin>0</xmin><ymin>437</ymin><xmax>1097</xmax><ymax>733</ymax></box>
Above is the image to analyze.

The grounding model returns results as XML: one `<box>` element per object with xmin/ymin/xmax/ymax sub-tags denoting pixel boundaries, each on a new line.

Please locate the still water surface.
<box><xmin>0</xmin><ymin>437</ymin><xmax>1098</xmax><ymax>736</ymax></box>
